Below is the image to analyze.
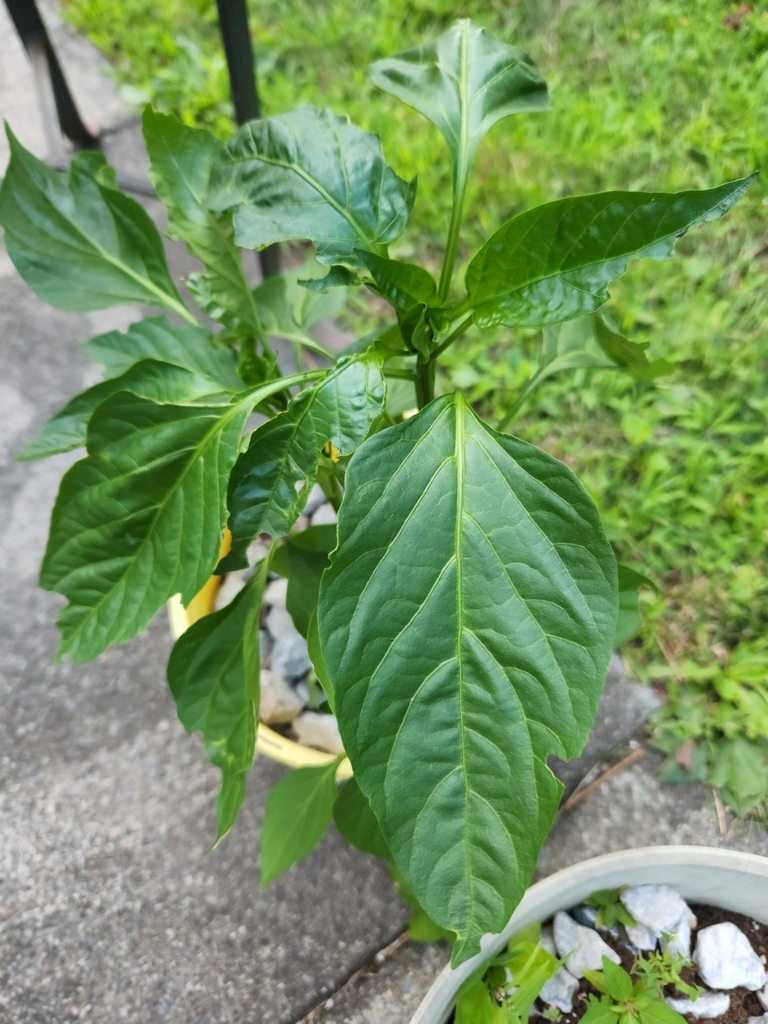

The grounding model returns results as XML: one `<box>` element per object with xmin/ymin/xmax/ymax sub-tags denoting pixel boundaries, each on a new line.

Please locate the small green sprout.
<box><xmin>584</xmin><ymin>888</ymin><xmax>637</xmax><ymax>930</ymax></box>
<box><xmin>583</xmin><ymin>955</ymin><xmax>693</xmax><ymax>1024</ymax></box>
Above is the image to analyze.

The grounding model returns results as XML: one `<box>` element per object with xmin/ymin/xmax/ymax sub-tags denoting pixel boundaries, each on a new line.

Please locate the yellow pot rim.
<box><xmin>167</xmin><ymin>583</ymin><xmax>353</xmax><ymax>781</ymax></box>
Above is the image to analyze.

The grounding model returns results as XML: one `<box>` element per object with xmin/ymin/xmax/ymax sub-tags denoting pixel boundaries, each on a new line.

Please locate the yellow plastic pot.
<box><xmin>167</xmin><ymin>567</ymin><xmax>352</xmax><ymax>780</ymax></box>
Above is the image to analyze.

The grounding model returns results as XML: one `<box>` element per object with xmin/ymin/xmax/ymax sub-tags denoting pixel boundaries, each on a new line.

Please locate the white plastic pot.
<box><xmin>410</xmin><ymin>845</ymin><xmax>768</xmax><ymax>1024</ymax></box>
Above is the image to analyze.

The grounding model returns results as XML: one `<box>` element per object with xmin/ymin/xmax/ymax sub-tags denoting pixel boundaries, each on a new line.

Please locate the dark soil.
<box><xmin>448</xmin><ymin>903</ymin><xmax>768</xmax><ymax>1024</ymax></box>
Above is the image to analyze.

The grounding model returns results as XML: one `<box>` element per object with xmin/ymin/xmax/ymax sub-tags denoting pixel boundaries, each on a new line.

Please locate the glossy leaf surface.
<box><xmin>167</xmin><ymin>567</ymin><xmax>265</xmax><ymax>842</ymax></box>
<box><xmin>18</xmin><ymin>359</ymin><xmax>232</xmax><ymax>461</ymax></box>
<box><xmin>83</xmin><ymin>316</ymin><xmax>242</xmax><ymax>389</ymax></box>
<box><xmin>319</xmin><ymin>393</ymin><xmax>617</xmax><ymax>964</ymax></box>
<box><xmin>0</xmin><ymin>128</ymin><xmax>188</xmax><ymax>317</ymax></box>
<box><xmin>40</xmin><ymin>373</ymin><xmax>312</xmax><ymax>662</ymax></box>
<box><xmin>260</xmin><ymin>760</ymin><xmax>341</xmax><ymax>883</ymax></box>
<box><xmin>222</xmin><ymin>358</ymin><xmax>384</xmax><ymax>569</ymax></box>
<box><xmin>142</xmin><ymin>107</ymin><xmax>261</xmax><ymax>332</ymax></box>
<box><xmin>369</xmin><ymin>19</ymin><xmax>549</xmax><ymax>174</ymax></box>
<box><xmin>466</xmin><ymin>177</ymin><xmax>756</xmax><ymax>329</ymax></box>
<box><xmin>357</xmin><ymin>251</ymin><xmax>438</xmax><ymax>312</ymax></box>
<box><xmin>210</xmin><ymin>107</ymin><xmax>415</xmax><ymax>268</ymax></box>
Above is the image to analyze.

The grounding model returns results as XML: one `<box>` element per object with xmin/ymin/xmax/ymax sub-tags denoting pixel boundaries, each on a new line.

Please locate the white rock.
<box><xmin>294</xmin><ymin>514</ymin><xmax>310</xmax><ymax>532</ymax></box>
<box><xmin>259</xmin><ymin>670</ymin><xmax>304</xmax><ymax>725</ymax></box>
<box><xmin>312</xmin><ymin>502</ymin><xmax>337</xmax><ymax>526</ymax></box>
<box><xmin>247</xmin><ymin>540</ymin><xmax>269</xmax><ymax>565</ymax></box>
<box><xmin>539</xmin><ymin>928</ymin><xmax>580</xmax><ymax>1010</ymax></box>
<box><xmin>293</xmin><ymin>712</ymin><xmax>345</xmax><ymax>755</ymax></box>
<box><xmin>620</xmin><ymin>885</ymin><xmax>697</xmax><ymax>935</ymax></box>
<box><xmin>662</xmin><ymin>915</ymin><xmax>693</xmax><ymax>960</ymax></box>
<box><xmin>553</xmin><ymin>911</ymin><xmax>621</xmax><ymax>979</ymax></box>
<box><xmin>302</xmin><ymin>482</ymin><xmax>327</xmax><ymax>517</ymax></box>
<box><xmin>266</xmin><ymin>605</ymin><xmax>296</xmax><ymax>640</ymax></box>
<box><xmin>271</xmin><ymin>632</ymin><xmax>311</xmax><ymax>680</ymax></box>
<box><xmin>540</xmin><ymin>968</ymin><xmax>580</xmax><ymax>1013</ymax></box>
<box><xmin>749</xmin><ymin>1016</ymin><xmax>768</xmax><ymax>1024</ymax></box>
<box><xmin>666</xmin><ymin>993</ymin><xmax>730</xmax><ymax>1019</ymax></box>
<box><xmin>294</xmin><ymin>681</ymin><xmax>309</xmax><ymax>705</ymax></box>
<box><xmin>694</xmin><ymin>922</ymin><xmax>767</xmax><ymax>991</ymax></box>
<box><xmin>757</xmin><ymin>982</ymin><xmax>768</xmax><ymax>1012</ymax></box>
<box><xmin>263</xmin><ymin>577</ymin><xmax>288</xmax><ymax>609</ymax></box>
<box><xmin>626</xmin><ymin>922</ymin><xmax>658</xmax><ymax>951</ymax></box>
<box><xmin>213</xmin><ymin>570</ymin><xmax>248</xmax><ymax>610</ymax></box>
<box><xmin>259</xmin><ymin>629</ymin><xmax>272</xmax><ymax>666</ymax></box>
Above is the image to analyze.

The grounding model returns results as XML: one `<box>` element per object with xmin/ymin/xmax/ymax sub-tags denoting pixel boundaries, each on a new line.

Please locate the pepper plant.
<box><xmin>0</xmin><ymin>20</ymin><xmax>753</xmax><ymax>967</ymax></box>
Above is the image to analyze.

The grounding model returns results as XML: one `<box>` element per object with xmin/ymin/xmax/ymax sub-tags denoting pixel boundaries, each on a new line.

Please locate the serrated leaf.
<box><xmin>142</xmin><ymin>107</ymin><xmax>262</xmax><ymax>333</ymax></box>
<box><xmin>0</xmin><ymin>127</ymin><xmax>190</xmax><ymax>319</ymax></box>
<box><xmin>318</xmin><ymin>392</ymin><xmax>617</xmax><ymax>965</ymax></box>
<box><xmin>369</xmin><ymin>19</ymin><xmax>549</xmax><ymax>176</ymax></box>
<box><xmin>210</xmin><ymin>107</ymin><xmax>415</xmax><ymax>269</ymax></box>
<box><xmin>253</xmin><ymin>269</ymin><xmax>346</xmax><ymax>355</ymax></box>
<box><xmin>593</xmin><ymin>315</ymin><xmax>674</xmax><ymax>382</ymax></box>
<box><xmin>40</xmin><ymin>372</ymin><xmax>314</xmax><ymax>663</ymax></box>
<box><xmin>222</xmin><ymin>358</ymin><xmax>384</xmax><ymax>570</ymax></box>
<box><xmin>357</xmin><ymin>251</ymin><xmax>438</xmax><ymax>312</ymax></box>
<box><xmin>167</xmin><ymin>566</ymin><xmax>266</xmax><ymax>842</ymax></box>
<box><xmin>83</xmin><ymin>316</ymin><xmax>242</xmax><ymax>389</ymax></box>
<box><xmin>466</xmin><ymin>177</ymin><xmax>756</xmax><ymax>330</ymax></box>
<box><xmin>18</xmin><ymin>359</ymin><xmax>234</xmax><ymax>461</ymax></box>
<box><xmin>260</xmin><ymin>759</ymin><xmax>342</xmax><ymax>884</ymax></box>
<box><xmin>333</xmin><ymin>776</ymin><xmax>391</xmax><ymax>860</ymax></box>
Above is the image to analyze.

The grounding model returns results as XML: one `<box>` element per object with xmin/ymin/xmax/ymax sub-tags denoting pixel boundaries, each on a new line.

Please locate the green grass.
<box><xmin>62</xmin><ymin>0</ymin><xmax>768</xmax><ymax>807</ymax></box>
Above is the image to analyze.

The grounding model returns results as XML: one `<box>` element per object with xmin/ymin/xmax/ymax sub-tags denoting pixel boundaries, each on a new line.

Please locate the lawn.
<box><xmin>61</xmin><ymin>0</ymin><xmax>768</xmax><ymax>813</ymax></box>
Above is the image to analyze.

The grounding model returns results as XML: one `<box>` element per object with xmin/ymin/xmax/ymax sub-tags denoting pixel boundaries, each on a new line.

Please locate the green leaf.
<box><xmin>357</xmin><ymin>251</ymin><xmax>438</xmax><ymax>312</ymax></box>
<box><xmin>615</xmin><ymin>565</ymin><xmax>657</xmax><ymax>647</ymax></box>
<box><xmin>593</xmin><ymin>314</ymin><xmax>674</xmax><ymax>382</ymax></box>
<box><xmin>332</xmin><ymin>776</ymin><xmax>390</xmax><ymax>860</ymax></box>
<box><xmin>167</xmin><ymin>564</ymin><xmax>266</xmax><ymax>842</ymax></box>
<box><xmin>210</xmin><ymin>107</ymin><xmax>415</xmax><ymax>269</ymax></box>
<box><xmin>602</xmin><ymin>958</ymin><xmax>633</xmax><ymax>1002</ymax></box>
<box><xmin>282</xmin><ymin>526</ymin><xmax>337</xmax><ymax>638</ymax></box>
<box><xmin>709</xmin><ymin>736</ymin><xmax>768</xmax><ymax>815</ymax></box>
<box><xmin>637</xmin><ymin>1000</ymin><xmax>689</xmax><ymax>1024</ymax></box>
<box><xmin>40</xmin><ymin>371</ymin><xmax>318</xmax><ymax>663</ymax></box>
<box><xmin>141</xmin><ymin>106</ymin><xmax>262</xmax><ymax>333</ymax></box>
<box><xmin>17</xmin><ymin>359</ymin><xmax>234</xmax><ymax>461</ymax></box>
<box><xmin>222</xmin><ymin>357</ymin><xmax>384</xmax><ymax>570</ymax></box>
<box><xmin>465</xmin><ymin>177</ymin><xmax>756</xmax><ymax>330</ymax></box>
<box><xmin>253</xmin><ymin>269</ymin><xmax>345</xmax><ymax>356</ymax></box>
<box><xmin>456</xmin><ymin>977</ymin><xmax>503</xmax><ymax>1024</ymax></box>
<box><xmin>505</xmin><ymin>942</ymin><xmax>559</xmax><ymax>1016</ymax></box>
<box><xmin>318</xmin><ymin>392</ymin><xmax>617</xmax><ymax>965</ymax></box>
<box><xmin>260</xmin><ymin>759</ymin><xmax>342</xmax><ymax>884</ymax></box>
<box><xmin>369</xmin><ymin>19</ymin><xmax>549</xmax><ymax>176</ymax></box>
<box><xmin>83</xmin><ymin>316</ymin><xmax>242</xmax><ymax>390</ymax></box>
<box><xmin>307</xmin><ymin>609</ymin><xmax>335</xmax><ymax>712</ymax></box>
<box><xmin>300</xmin><ymin>265</ymin><xmax>358</xmax><ymax>292</ymax></box>
<box><xmin>0</xmin><ymin>127</ymin><xmax>192</xmax><ymax>321</ymax></box>
<box><xmin>584</xmin><ymin>970</ymin><xmax>610</xmax><ymax>995</ymax></box>
<box><xmin>582</xmin><ymin>1000</ymin><xmax>619</xmax><ymax>1024</ymax></box>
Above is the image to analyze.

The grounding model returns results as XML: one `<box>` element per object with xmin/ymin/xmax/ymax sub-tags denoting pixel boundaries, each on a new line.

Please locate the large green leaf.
<box><xmin>83</xmin><ymin>316</ymin><xmax>242</xmax><ymax>389</ymax></box>
<box><xmin>333</xmin><ymin>776</ymin><xmax>390</xmax><ymax>861</ymax></box>
<box><xmin>465</xmin><ymin>177</ymin><xmax>755</xmax><ymax>330</ymax></box>
<box><xmin>260</xmin><ymin>759</ymin><xmax>342</xmax><ymax>884</ymax></box>
<box><xmin>167</xmin><ymin>565</ymin><xmax>266</xmax><ymax>842</ymax></box>
<box><xmin>369</xmin><ymin>19</ymin><xmax>549</xmax><ymax>176</ymax></box>
<box><xmin>210</xmin><ymin>107</ymin><xmax>415</xmax><ymax>269</ymax></box>
<box><xmin>0</xmin><ymin>128</ymin><xmax>192</xmax><ymax>321</ymax></box>
<box><xmin>142</xmin><ymin>107</ymin><xmax>262</xmax><ymax>333</ymax></box>
<box><xmin>18</xmin><ymin>359</ymin><xmax>234</xmax><ymax>461</ymax></box>
<box><xmin>357</xmin><ymin>251</ymin><xmax>438</xmax><ymax>312</ymax></box>
<box><xmin>40</xmin><ymin>371</ymin><xmax>319</xmax><ymax>663</ymax></box>
<box><xmin>318</xmin><ymin>392</ymin><xmax>617</xmax><ymax>965</ymax></box>
<box><xmin>221</xmin><ymin>357</ymin><xmax>384</xmax><ymax>570</ymax></box>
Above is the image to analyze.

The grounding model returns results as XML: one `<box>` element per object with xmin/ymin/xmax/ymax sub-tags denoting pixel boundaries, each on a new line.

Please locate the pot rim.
<box><xmin>410</xmin><ymin>844</ymin><xmax>768</xmax><ymax>1024</ymax></box>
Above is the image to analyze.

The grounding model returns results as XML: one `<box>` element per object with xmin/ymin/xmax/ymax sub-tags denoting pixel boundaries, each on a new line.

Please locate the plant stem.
<box><xmin>437</xmin><ymin>170</ymin><xmax>468</xmax><ymax>303</ymax></box>
<box><xmin>432</xmin><ymin>313</ymin><xmax>474</xmax><ymax>358</ymax></box>
<box><xmin>415</xmin><ymin>358</ymin><xmax>436</xmax><ymax>409</ymax></box>
<box><xmin>383</xmin><ymin>367</ymin><xmax>418</xmax><ymax>382</ymax></box>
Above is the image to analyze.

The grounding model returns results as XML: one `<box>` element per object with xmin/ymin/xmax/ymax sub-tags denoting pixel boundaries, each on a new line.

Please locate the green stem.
<box><xmin>415</xmin><ymin>359</ymin><xmax>436</xmax><ymax>409</ymax></box>
<box><xmin>433</xmin><ymin>313</ymin><xmax>474</xmax><ymax>358</ymax></box>
<box><xmin>383</xmin><ymin>367</ymin><xmax>418</xmax><ymax>382</ymax></box>
<box><xmin>438</xmin><ymin>169</ymin><xmax>468</xmax><ymax>303</ymax></box>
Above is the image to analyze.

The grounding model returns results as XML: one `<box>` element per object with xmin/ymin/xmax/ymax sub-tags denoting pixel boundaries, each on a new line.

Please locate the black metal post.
<box><xmin>215</xmin><ymin>0</ymin><xmax>280</xmax><ymax>278</ymax></box>
<box><xmin>4</xmin><ymin>0</ymin><xmax>99</xmax><ymax>149</ymax></box>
